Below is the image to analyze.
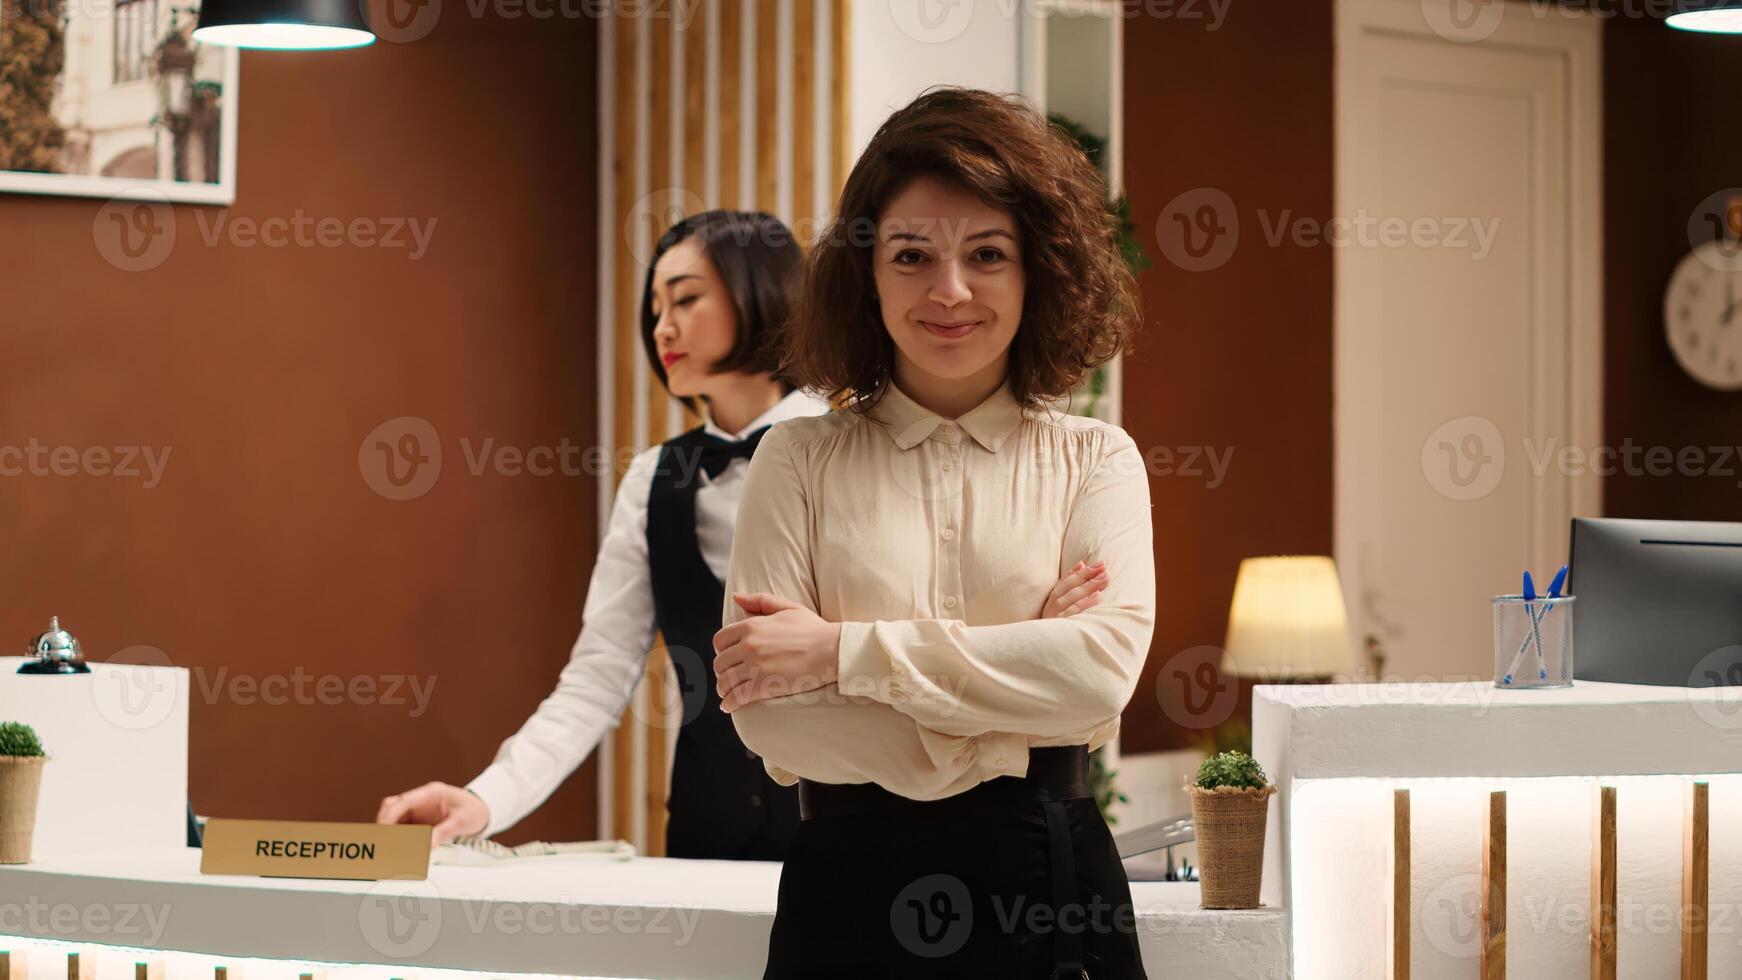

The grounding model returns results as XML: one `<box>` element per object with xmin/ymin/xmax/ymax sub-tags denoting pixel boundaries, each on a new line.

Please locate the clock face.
<box><xmin>1664</xmin><ymin>241</ymin><xmax>1742</xmax><ymax>391</ymax></box>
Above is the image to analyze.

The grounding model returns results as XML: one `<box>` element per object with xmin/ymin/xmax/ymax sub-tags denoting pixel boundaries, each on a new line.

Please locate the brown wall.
<box><xmin>1118</xmin><ymin>5</ymin><xmax>1742</xmax><ymax>755</ymax></box>
<box><xmin>1603</xmin><ymin>16</ymin><xmax>1742</xmax><ymax>521</ymax></box>
<box><xmin>1120</xmin><ymin>5</ymin><xmax>1336</xmax><ymax>751</ymax></box>
<box><xmin>0</xmin><ymin>10</ymin><xmax>601</xmax><ymax>843</ymax></box>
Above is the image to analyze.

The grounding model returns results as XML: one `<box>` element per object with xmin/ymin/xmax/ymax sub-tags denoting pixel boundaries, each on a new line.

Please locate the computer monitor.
<box><xmin>1570</xmin><ymin>517</ymin><xmax>1742</xmax><ymax>687</ymax></box>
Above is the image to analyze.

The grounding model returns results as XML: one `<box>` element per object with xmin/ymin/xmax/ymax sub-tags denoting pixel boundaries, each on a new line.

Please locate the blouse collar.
<box><xmin>702</xmin><ymin>388</ymin><xmax>831</xmax><ymax>441</ymax></box>
<box><xmin>870</xmin><ymin>378</ymin><xmax>1027</xmax><ymax>454</ymax></box>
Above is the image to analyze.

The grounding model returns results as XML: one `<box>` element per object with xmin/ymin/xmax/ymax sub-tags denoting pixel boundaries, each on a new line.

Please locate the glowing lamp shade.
<box><xmin>193</xmin><ymin>0</ymin><xmax>375</xmax><ymax>48</ymax></box>
<box><xmin>1222</xmin><ymin>555</ymin><xmax>1354</xmax><ymax>679</ymax></box>
<box><xmin>1666</xmin><ymin>0</ymin><xmax>1742</xmax><ymax>32</ymax></box>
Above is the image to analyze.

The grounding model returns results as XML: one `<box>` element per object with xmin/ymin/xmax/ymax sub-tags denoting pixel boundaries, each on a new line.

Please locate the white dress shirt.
<box><xmin>722</xmin><ymin>378</ymin><xmax>1156</xmax><ymax>800</ymax></box>
<box><xmin>467</xmin><ymin>387</ymin><xmax>831</xmax><ymax>837</ymax></box>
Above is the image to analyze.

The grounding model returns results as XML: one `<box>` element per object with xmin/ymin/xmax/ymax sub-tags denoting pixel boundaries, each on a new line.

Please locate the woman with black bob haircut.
<box><xmin>379</xmin><ymin>210</ymin><xmax>830</xmax><ymax>860</ymax></box>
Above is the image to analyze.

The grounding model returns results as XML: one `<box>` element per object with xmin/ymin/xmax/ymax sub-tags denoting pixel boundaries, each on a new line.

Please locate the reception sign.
<box><xmin>201</xmin><ymin>819</ymin><xmax>431</xmax><ymax>881</ymax></box>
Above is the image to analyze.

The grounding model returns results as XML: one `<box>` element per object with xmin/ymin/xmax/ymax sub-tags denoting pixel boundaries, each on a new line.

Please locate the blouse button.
<box><xmin>941</xmin><ymin>528</ymin><xmax>955</xmax><ymax>541</ymax></box>
<box><xmin>944</xmin><ymin>595</ymin><xmax>958</xmax><ymax>608</ymax></box>
<box><xmin>941</xmin><ymin>461</ymin><xmax>953</xmax><ymax>472</ymax></box>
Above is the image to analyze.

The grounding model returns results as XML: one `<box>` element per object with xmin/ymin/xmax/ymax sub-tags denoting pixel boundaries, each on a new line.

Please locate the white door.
<box><xmin>1336</xmin><ymin>0</ymin><xmax>1603</xmax><ymax>684</ymax></box>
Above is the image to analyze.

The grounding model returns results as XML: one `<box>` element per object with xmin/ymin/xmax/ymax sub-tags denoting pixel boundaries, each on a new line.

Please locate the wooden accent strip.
<box><xmin>0</xmin><ymin>950</ymin><xmax>24</xmax><ymax>980</ymax></box>
<box><xmin>831</xmin><ymin>0</ymin><xmax>850</xmax><ymax>200</ymax></box>
<box><xmin>678</xmin><ymin>0</ymin><xmax>708</xmax><ymax>436</ymax></box>
<box><xmin>612</xmin><ymin>690</ymin><xmax>637</xmax><ymax>846</ymax></box>
<box><xmin>684</xmin><ymin>0</ymin><xmax>707</xmax><ymax>199</ymax></box>
<box><xmin>610</xmin><ymin>8</ymin><xmax>641</xmax><ymax>848</ymax></box>
<box><xmin>1391</xmin><ymin>788</ymin><xmax>1411</xmax><ymax>980</ymax></box>
<box><xmin>755</xmin><ymin>0</ymin><xmax>779</xmax><ymax>213</ymax></box>
<box><xmin>792</xmin><ymin>0</ymin><xmax>815</xmax><ymax>231</ymax></box>
<box><xmin>720</xmin><ymin>0</ymin><xmax>742</xmax><ymax>210</ymax></box>
<box><xmin>1592</xmin><ymin>784</ymin><xmax>1618</xmax><ymax>980</ymax></box>
<box><xmin>643</xmin><ymin>645</ymin><xmax>671</xmax><ymax>855</ymax></box>
<box><xmin>1683</xmin><ymin>781</ymin><xmax>1709</xmax><ymax>980</ymax></box>
<box><xmin>613</xmin><ymin>9</ymin><xmax>641</xmax><ymax>484</ymax></box>
<box><xmin>1481</xmin><ymin>790</ymin><xmax>1506</xmax><ymax>980</ymax></box>
<box><xmin>648</xmin><ymin>12</ymin><xmax>674</xmax><ymax>446</ymax></box>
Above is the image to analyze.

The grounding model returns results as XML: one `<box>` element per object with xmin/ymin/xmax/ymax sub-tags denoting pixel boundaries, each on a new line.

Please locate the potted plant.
<box><xmin>1188</xmin><ymin>750</ymin><xmax>1276</xmax><ymax>910</ymax></box>
<box><xmin>0</xmin><ymin>722</ymin><xmax>48</xmax><ymax>864</ymax></box>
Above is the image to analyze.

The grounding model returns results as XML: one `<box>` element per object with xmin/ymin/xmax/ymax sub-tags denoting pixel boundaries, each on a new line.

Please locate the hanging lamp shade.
<box><xmin>193</xmin><ymin>0</ymin><xmax>375</xmax><ymax>49</ymax></box>
<box><xmin>1666</xmin><ymin>0</ymin><xmax>1742</xmax><ymax>33</ymax></box>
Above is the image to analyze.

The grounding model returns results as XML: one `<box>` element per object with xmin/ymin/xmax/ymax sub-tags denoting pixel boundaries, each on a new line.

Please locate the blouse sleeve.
<box><xmin>721</xmin><ymin>423</ymin><xmax>1031</xmax><ymax>796</ymax></box>
<box><xmin>467</xmin><ymin>449</ymin><xmax>661</xmax><ymax>836</ymax></box>
<box><xmin>834</xmin><ymin>429</ymin><xmax>1156</xmax><ymax>739</ymax></box>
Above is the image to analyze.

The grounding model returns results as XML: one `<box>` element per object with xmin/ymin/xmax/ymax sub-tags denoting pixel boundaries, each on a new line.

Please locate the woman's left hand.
<box><xmin>712</xmin><ymin>593</ymin><xmax>842</xmax><ymax>712</ymax></box>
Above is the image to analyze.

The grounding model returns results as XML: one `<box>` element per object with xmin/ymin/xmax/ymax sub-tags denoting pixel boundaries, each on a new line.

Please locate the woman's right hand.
<box><xmin>376</xmin><ymin>781</ymin><xmax>490</xmax><ymax>845</ymax></box>
<box><xmin>1041</xmin><ymin>560</ymin><xmax>1109</xmax><ymax>618</ymax></box>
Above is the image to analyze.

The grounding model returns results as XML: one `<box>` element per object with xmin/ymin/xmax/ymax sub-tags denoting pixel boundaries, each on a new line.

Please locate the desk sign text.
<box><xmin>200</xmin><ymin>819</ymin><xmax>431</xmax><ymax>881</ymax></box>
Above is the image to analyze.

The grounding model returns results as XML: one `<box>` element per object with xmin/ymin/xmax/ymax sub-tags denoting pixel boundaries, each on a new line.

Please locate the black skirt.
<box><xmin>762</xmin><ymin>746</ymin><xmax>1149</xmax><ymax>979</ymax></box>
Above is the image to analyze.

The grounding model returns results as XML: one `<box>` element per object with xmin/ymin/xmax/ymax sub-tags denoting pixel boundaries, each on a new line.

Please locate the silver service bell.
<box><xmin>20</xmin><ymin>616</ymin><xmax>92</xmax><ymax>674</ymax></box>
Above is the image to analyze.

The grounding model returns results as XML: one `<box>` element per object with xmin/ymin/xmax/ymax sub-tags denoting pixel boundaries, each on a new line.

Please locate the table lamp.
<box><xmin>1222</xmin><ymin>556</ymin><xmax>1354</xmax><ymax>682</ymax></box>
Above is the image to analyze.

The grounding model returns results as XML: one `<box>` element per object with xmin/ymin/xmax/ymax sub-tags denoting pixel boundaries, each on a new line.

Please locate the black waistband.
<box><xmin>797</xmin><ymin>745</ymin><xmax>1092</xmax><ymax>821</ymax></box>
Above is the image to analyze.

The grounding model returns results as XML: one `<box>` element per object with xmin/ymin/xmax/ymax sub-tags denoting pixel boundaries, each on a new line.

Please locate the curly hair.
<box><xmin>782</xmin><ymin>87</ymin><xmax>1141</xmax><ymax>412</ymax></box>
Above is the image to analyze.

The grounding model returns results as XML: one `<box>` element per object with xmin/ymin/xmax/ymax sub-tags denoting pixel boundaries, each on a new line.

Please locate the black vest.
<box><xmin>646</xmin><ymin>427</ymin><xmax>800</xmax><ymax>860</ymax></box>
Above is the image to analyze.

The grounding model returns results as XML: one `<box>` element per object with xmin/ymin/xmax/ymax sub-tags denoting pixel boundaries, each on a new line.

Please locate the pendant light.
<box><xmin>192</xmin><ymin>0</ymin><xmax>375</xmax><ymax>49</ymax></box>
<box><xmin>1666</xmin><ymin>0</ymin><xmax>1742</xmax><ymax>33</ymax></box>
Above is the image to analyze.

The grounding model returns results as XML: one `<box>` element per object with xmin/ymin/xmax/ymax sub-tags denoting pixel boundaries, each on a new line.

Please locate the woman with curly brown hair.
<box><xmin>711</xmin><ymin>88</ymin><xmax>1154</xmax><ymax>978</ymax></box>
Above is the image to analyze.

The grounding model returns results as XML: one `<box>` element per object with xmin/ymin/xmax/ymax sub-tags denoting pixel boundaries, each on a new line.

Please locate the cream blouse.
<box><xmin>721</xmin><ymin>378</ymin><xmax>1156</xmax><ymax>800</ymax></box>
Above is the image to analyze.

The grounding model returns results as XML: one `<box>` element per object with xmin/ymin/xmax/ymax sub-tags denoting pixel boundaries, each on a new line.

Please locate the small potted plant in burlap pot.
<box><xmin>0</xmin><ymin>722</ymin><xmax>48</xmax><ymax>864</ymax></box>
<box><xmin>1188</xmin><ymin>750</ymin><xmax>1276</xmax><ymax>910</ymax></box>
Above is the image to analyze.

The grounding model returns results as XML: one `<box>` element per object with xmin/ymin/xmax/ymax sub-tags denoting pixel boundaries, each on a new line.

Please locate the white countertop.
<box><xmin>0</xmin><ymin>847</ymin><xmax>1289</xmax><ymax>979</ymax></box>
<box><xmin>1255</xmin><ymin>679</ymin><xmax>1742</xmax><ymax>780</ymax></box>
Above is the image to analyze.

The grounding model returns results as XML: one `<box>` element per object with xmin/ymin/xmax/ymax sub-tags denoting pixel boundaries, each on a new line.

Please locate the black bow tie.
<box><xmin>695</xmin><ymin>425</ymin><xmax>773</xmax><ymax>479</ymax></box>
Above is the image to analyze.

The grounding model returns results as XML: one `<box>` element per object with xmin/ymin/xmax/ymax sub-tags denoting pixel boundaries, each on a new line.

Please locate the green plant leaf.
<box><xmin>0</xmin><ymin>722</ymin><xmax>46</xmax><ymax>758</ymax></box>
<box><xmin>1194</xmin><ymin>750</ymin><xmax>1268</xmax><ymax>790</ymax></box>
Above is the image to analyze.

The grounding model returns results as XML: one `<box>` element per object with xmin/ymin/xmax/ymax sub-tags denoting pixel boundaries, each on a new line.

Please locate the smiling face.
<box><xmin>872</xmin><ymin>176</ymin><xmax>1025</xmax><ymax>397</ymax></box>
<box><xmin>648</xmin><ymin>238</ymin><xmax>740</xmax><ymax>398</ymax></box>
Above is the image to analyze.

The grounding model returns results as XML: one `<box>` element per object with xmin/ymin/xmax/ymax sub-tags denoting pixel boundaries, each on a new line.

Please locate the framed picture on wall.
<box><xmin>0</xmin><ymin>0</ymin><xmax>239</xmax><ymax>204</ymax></box>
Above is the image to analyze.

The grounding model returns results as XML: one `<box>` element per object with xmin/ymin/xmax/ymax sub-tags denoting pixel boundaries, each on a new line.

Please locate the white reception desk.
<box><xmin>0</xmin><ymin>850</ymin><xmax>1283</xmax><ymax>979</ymax></box>
<box><xmin>15</xmin><ymin>657</ymin><xmax>1733</xmax><ymax>978</ymax></box>
<box><xmin>0</xmin><ymin>658</ymin><xmax>1286</xmax><ymax>979</ymax></box>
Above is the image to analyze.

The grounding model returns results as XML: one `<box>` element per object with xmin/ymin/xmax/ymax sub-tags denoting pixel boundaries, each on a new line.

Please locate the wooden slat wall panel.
<box><xmin>792</xmin><ymin>0</ymin><xmax>814</xmax><ymax>226</ymax></box>
<box><xmin>755</xmin><ymin>0</ymin><xmax>779</xmax><ymax>213</ymax></box>
<box><xmin>608</xmin><ymin>9</ymin><xmax>640</xmax><ymax>849</ymax></box>
<box><xmin>601</xmin><ymin>0</ymin><xmax>848</xmax><ymax>856</ymax></box>
<box><xmin>831</xmin><ymin>0</ymin><xmax>850</xmax><ymax>197</ymax></box>
<box><xmin>647</xmin><ymin>16</ymin><xmax>673</xmax><ymax>446</ymax></box>
<box><xmin>720</xmin><ymin>0</ymin><xmax>742</xmax><ymax>211</ymax></box>
<box><xmin>612</xmin><ymin>15</ymin><xmax>640</xmax><ymax>485</ymax></box>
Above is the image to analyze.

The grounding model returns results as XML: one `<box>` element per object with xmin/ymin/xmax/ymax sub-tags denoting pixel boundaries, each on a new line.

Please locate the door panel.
<box><xmin>1336</xmin><ymin>0</ymin><xmax>1602</xmax><ymax>685</ymax></box>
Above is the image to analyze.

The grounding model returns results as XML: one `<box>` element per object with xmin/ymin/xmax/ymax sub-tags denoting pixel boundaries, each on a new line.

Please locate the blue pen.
<box><xmin>1503</xmin><ymin>571</ymin><xmax>1546</xmax><ymax>685</ymax></box>
<box><xmin>1524</xmin><ymin>571</ymin><xmax>1547</xmax><ymax>680</ymax></box>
